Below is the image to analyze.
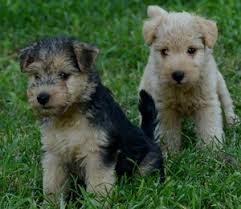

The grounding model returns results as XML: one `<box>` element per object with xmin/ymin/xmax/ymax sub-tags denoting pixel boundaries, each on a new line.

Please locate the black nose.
<box><xmin>172</xmin><ymin>71</ymin><xmax>185</xmax><ymax>82</ymax></box>
<box><xmin>37</xmin><ymin>92</ymin><xmax>50</xmax><ymax>105</ymax></box>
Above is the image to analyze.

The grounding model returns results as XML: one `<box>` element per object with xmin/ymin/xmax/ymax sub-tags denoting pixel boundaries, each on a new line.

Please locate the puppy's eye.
<box><xmin>59</xmin><ymin>72</ymin><xmax>70</xmax><ymax>80</ymax></box>
<box><xmin>187</xmin><ymin>47</ymin><xmax>197</xmax><ymax>55</ymax></box>
<box><xmin>160</xmin><ymin>48</ymin><xmax>169</xmax><ymax>57</ymax></box>
<box><xmin>34</xmin><ymin>74</ymin><xmax>41</xmax><ymax>80</ymax></box>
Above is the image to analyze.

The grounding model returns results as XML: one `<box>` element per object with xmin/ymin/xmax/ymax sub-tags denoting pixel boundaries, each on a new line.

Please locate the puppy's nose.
<box><xmin>37</xmin><ymin>92</ymin><xmax>50</xmax><ymax>105</ymax></box>
<box><xmin>172</xmin><ymin>71</ymin><xmax>185</xmax><ymax>82</ymax></box>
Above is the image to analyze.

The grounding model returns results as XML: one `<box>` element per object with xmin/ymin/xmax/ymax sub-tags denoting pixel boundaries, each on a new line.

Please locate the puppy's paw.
<box><xmin>226</xmin><ymin>114</ymin><xmax>240</xmax><ymax>127</ymax></box>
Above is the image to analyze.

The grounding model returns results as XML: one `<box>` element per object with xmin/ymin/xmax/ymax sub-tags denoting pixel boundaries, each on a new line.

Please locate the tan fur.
<box><xmin>143</xmin><ymin>16</ymin><xmax>163</xmax><ymax>45</ymax></box>
<box><xmin>41</xmin><ymin>106</ymin><xmax>115</xmax><ymax>202</ymax></box>
<box><xmin>195</xmin><ymin>16</ymin><xmax>218</xmax><ymax>48</ymax></box>
<box><xmin>143</xmin><ymin>6</ymin><xmax>169</xmax><ymax>45</ymax></box>
<box><xmin>27</xmin><ymin>54</ymin><xmax>96</xmax><ymax>116</ymax></box>
<box><xmin>23</xmin><ymin>46</ymin><xmax>114</xmax><ymax>206</ymax></box>
<box><xmin>139</xmin><ymin>6</ymin><xmax>239</xmax><ymax>154</ymax></box>
<box><xmin>147</xmin><ymin>5</ymin><xmax>168</xmax><ymax>18</ymax></box>
<box><xmin>72</xmin><ymin>41</ymin><xmax>99</xmax><ymax>71</ymax></box>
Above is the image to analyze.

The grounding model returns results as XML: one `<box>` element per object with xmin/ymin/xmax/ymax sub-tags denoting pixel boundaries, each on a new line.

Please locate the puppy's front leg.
<box><xmin>42</xmin><ymin>152</ymin><xmax>69</xmax><ymax>206</ymax></box>
<box><xmin>195</xmin><ymin>102</ymin><xmax>224</xmax><ymax>148</ymax></box>
<box><xmin>217</xmin><ymin>71</ymin><xmax>239</xmax><ymax>126</ymax></box>
<box><xmin>159</xmin><ymin>110</ymin><xmax>181</xmax><ymax>154</ymax></box>
<box><xmin>85</xmin><ymin>152</ymin><xmax>115</xmax><ymax>199</ymax></box>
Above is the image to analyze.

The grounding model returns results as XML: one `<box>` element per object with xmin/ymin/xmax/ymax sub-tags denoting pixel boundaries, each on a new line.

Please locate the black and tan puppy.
<box><xmin>20</xmin><ymin>36</ymin><xmax>164</xmax><ymax>206</ymax></box>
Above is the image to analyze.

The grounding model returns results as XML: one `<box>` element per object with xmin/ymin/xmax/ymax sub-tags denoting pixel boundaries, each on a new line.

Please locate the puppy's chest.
<box><xmin>41</xmin><ymin>115</ymin><xmax>107</xmax><ymax>162</ymax></box>
<box><xmin>159</xmin><ymin>86</ymin><xmax>208</xmax><ymax>114</ymax></box>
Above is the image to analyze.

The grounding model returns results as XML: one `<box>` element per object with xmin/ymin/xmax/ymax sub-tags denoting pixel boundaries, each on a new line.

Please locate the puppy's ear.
<box><xmin>147</xmin><ymin>5</ymin><xmax>168</xmax><ymax>18</ymax></box>
<box><xmin>72</xmin><ymin>41</ymin><xmax>99</xmax><ymax>71</ymax></box>
<box><xmin>195</xmin><ymin>16</ymin><xmax>218</xmax><ymax>48</ymax></box>
<box><xmin>143</xmin><ymin>16</ymin><xmax>163</xmax><ymax>45</ymax></box>
<box><xmin>143</xmin><ymin>6</ymin><xmax>167</xmax><ymax>45</ymax></box>
<box><xmin>19</xmin><ymin>46</ymin><xmax>35</xmax><ymax>72</ymax></box>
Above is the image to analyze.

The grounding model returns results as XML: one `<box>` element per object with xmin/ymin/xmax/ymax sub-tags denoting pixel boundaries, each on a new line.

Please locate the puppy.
<box><xmin>20</xmin><ymin>36</ymin><xmax>164</xmax><ymax>206</ymax></box>
<box><xmin>139</xmin><ymin>6</ymin><xmax>239</xmax><ymax>154</ymax></box>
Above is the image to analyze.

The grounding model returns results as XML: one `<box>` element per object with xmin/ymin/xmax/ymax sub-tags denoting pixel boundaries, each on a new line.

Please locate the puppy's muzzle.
<box><xmin>37</xmin><ymin>92</ymin><xmax>50</xmax><ymax>105</ymax></box>
<box><xmin>172</xmin><ymin>71</ymin><xmax>185</xmax><ymax>83</ymax></box>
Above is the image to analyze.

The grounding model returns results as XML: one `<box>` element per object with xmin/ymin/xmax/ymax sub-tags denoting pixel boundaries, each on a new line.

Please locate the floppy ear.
<box><xmin>195</xmin><ymin>16</ymin><xmax>218</xmax><ymax>48</ymax></box>
<box><xmin>143</xmin><ymin>16</ymin><xmax>163</xmax><ymax>45</ymax></box>
<box><xmin>143</xmin><ymin>6</ymin><xmax>167</xmax><ymax>45</ymax></box>
<box><xmin>72</xmin><ymin>41</ymin><xmax>99</xmax><ymax>71</ymax></box>
<box><xmin>147</xmin><ymin>5</ymin><xmax>168</xmax><ymax>18</ymax></box>
<box><xmin>19</xmin><ymin>46</ymin><xmax>35</xmax><ymax>72</ymax></box>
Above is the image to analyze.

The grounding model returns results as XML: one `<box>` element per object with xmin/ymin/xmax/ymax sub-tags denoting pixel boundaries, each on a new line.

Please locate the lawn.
<box><xmin>0</xmin><ymin>0</ymin><xmax>240</xmax><ymax>208</ymax></box>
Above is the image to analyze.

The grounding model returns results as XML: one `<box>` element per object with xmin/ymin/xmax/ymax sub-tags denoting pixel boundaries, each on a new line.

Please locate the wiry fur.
<box><xmin>20</xmin><ymin>36</ymin><xmax>164</xmax><ymax>206</ymax></box>
<box><xmin>139</xmin><ymin>6</ymin><xmax>239</xmax><ymax>154</ymax></box>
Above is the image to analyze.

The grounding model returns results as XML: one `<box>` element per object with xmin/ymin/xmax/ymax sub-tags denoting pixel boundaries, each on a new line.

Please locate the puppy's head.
<box><xmin>143</xmin><ymin>6</ymin><xmax>218</xmax><ymax>86</ymax></box>
<box><xmin>20</xmin><ymin>36</ymin><xmax>99</xmax><ymax>116</ymax></box>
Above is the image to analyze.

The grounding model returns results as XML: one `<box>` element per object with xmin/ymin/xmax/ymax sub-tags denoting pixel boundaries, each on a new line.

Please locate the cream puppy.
<box><xmin>139</xmin><ymin>6</ymin><xmax>239</xmax><ymax>153</ymax></box>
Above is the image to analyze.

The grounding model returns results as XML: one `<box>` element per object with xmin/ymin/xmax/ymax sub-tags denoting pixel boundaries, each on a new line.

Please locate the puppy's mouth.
<box><xmin>176</xmin><ymin>80</ymin><xmax>188</xmax><ymax>85</ymax></box>
<box><xmin>41</xmin><ymin>106</ymin><xmax>53</xmax><ymax>110</ymax></box>
<box><xmin>38</xmin><ymin>106</ymin><xmax>55</xmax><ymax>115</ymax></box>
<box><xmin>171</xmin><ymin>79</ymin><xmax>187</xmax><ymax>86</ymax></box>
<box><xmin>35</xmin><ymin>105</ymin><xmax>58</xmax><ymax>116</ymax></box>
<box><xmin>37</xmin><ymin>104</ymin><xmax>70</xmax><ymax>116</ymax></box>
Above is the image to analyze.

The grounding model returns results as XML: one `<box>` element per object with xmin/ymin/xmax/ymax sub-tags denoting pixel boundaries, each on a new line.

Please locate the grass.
<box><xmin>0</xmin><ymin>0</ymin><xmax>241</xmax><ymax>208</ymax></box>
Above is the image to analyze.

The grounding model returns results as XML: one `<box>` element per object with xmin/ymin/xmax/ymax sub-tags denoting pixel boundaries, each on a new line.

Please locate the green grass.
<box><xmin>0</xmin><ymin>0</ymin><xmax>241</xmax><ymax>208</ymax></box>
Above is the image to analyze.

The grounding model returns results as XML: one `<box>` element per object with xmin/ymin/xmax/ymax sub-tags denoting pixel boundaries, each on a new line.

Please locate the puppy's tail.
<box><xmin>138</xmin><ymin>90</ymin><xmax>160</xmax><ymax>144</ymax></box>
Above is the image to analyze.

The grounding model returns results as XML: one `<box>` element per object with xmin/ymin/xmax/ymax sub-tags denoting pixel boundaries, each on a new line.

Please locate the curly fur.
<box><xmin>20</xmin><ymin>36</ymin><xmax>164</xmax><ymax>206</ymax></box>
<box><xmin>139</xmin><ymin>6</ymin><xmax>239</xmax><ymax>154</ymax></box>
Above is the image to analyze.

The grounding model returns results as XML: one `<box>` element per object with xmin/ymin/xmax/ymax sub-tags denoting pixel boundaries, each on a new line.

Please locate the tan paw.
<box><xmin>227</xmin><ymin>114</ymin><xmax>240</xmax><ymax>126</ymax></box>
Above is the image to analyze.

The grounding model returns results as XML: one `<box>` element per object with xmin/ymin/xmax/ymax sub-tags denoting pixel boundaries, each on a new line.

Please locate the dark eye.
<box><xmin>59</xmin><ymin>72</ymin><xmax>70</xmax><ymax>80</ymax></box>
<box><xmin>34</xmin><ymin>74</ymin><xmax>41</xmax><ymax>80</ymax></box>
<box><xmin>160</xmin><ymin>48</ymin><xmax>169</xmax><ymax>57</ymax></box>
<box><xmin>187</xmin><ymin>47</ymin><xmax>197</xmax><ymax>55</ymax></box>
